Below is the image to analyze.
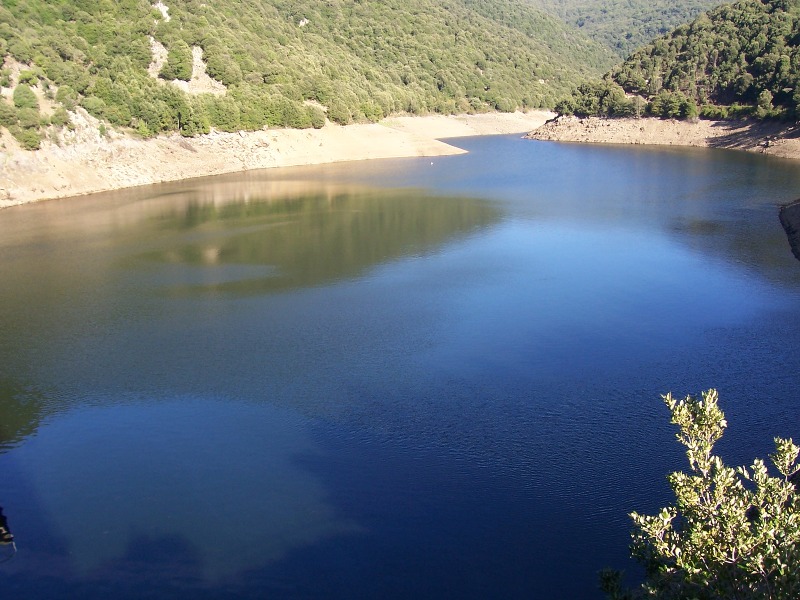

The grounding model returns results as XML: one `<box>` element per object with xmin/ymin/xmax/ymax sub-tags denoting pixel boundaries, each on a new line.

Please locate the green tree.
<box><xmin>160</xmin><ymin>39</ymin><xmax>193</xmax><ymax>81</ymax></box>
<box><xmin>608</xmin><ymin>389</ymin><xmax>800</xmax><ymax>600</ymax></box>
<box><xmin>756</xmin><ymin>89</ymin><xmax>774</xmax><ymax>118</ymax></box>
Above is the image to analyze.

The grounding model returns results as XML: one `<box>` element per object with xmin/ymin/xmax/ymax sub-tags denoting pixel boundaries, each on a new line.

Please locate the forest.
<box><xmin>557</xmin><ymin>0</ymin><xmax>800</xmax><ymax>120</ymax></box>
<box><xmin>0</xmin><ymin>0</ymin><xmax>616</xmax><ymax>149</ymax></box>
<box><xmin>3</xmin><ymin>0</ymin><xmax>798</xmax><ymax>150</ymax></box>
<box><xmin>529</xmin><ymin>0</ymin><xmax>727</xmax><ymax>58</ymax></box>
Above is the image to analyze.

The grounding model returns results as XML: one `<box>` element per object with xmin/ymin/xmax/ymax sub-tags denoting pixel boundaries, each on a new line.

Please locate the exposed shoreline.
<box><xmin>526</xmin><ymin>115</ymin><xmax>800</xmax><ymax>160</ymax></box>
<box><xmin>6</xmin><ymin>111</ymin><xmax>799</xmax><ymax>210</ymax></box>
<box><xmin>0</xmin><ymin>111</ymin><xmax>554</xmax><ymax>209</ymax></box>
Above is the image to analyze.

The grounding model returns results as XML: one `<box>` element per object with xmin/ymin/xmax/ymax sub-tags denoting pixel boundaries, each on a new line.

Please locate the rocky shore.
<box><xmin>527</xmin><ymin>115</ymin><xmax>800</xmax><ymax>160</ymax></box>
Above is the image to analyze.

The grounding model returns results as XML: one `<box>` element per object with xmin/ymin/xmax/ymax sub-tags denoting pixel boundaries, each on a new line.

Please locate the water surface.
<box><xmin>1</xmin><ymin>137</ymin><xmax>799</xmax><ymax>598</ymax></box>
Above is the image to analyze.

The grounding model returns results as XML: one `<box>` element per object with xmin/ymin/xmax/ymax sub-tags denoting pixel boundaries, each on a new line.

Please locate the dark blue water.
<box><xmin>1</xmin><ymin>136</ymin><xmax>799</xmax><ymax>598</ymax></box>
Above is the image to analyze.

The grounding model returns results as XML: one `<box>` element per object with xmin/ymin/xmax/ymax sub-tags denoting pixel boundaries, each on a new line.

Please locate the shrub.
<box><xmin>50</xmin><ymin>107</ymin><xmax>71</xmax><ymax>127</ymax></box>
<box><xmin>307</xmin><ymin>105</ymin><xmax>326</xmax><ymax>129</ymax></box>
<box><xmin>605</xmin><ymin>389</ymin><xmax>800</xmax><ymax>600</ymax></box>
<box><xmin>700</xmin><ymin>104</ymin><xmax>729</xmax><ymax>120</ymax></box>
<box><xmin>327</xmin><ymin>99</ymin><xmax>351</xmax><ymax>125</ymax></box>
<box><xmin>16</xmin><ymin>107</ymin><xmax>40</xmax><ymax>129</ymax></box>
<box><xmin>12</xmin><ymin>84</ymin><xmax>38</xmax><ymax>110</ymax></box>
<box><xmin>81</xmin><ymin>95</ymin><xmax>107</xmax><ymax>118</ymax></box>
<box><xmin>55</xmin><ymin>85</ymin><xmax>79</xmax><ymax>111</ymax></box>
<box><xmin>281</xmin><ymin>99</ymin><xmax>312</xmax><ymax>129</ymax></box>
<box><xmin>10</xmin><ymin>125</ymin><xmax>42</xmax><ymax>150</ymax></box>
<box><xmin>0</xmin><ymin>101</ymin><xmax>17</xmax><ymax>127</ymax></box>
<box><xmin>17</xmin><ymin>69</ymin><xmax>38</xmax><ymax>85</ymax></box>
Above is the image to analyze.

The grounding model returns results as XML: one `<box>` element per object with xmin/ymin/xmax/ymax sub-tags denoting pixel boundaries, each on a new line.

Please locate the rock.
<box><xmin>779</xmin><ymin>200</ymin><xmax>800</xmax><ymax>262</ymax></box>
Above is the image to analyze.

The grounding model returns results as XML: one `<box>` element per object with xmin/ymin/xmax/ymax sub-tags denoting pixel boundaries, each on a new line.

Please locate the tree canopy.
<box><xmin>0</xmin><ymin>0</ymin><xmax>620</xmax><ymax>145</ymax></box>
<box><xmin>557</xmin><ymin>0</ymin><xmax>800</xmax><ymax>120</ymax></box>
<box><xmin>529</xmin><ymin>0</ymin><xmax>727</xmax><ymax>58</ymax></box>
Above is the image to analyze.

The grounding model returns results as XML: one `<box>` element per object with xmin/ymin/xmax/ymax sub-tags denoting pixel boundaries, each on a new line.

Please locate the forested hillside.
<box><xmin>529</xmin><ymin>0</ymin><xmax>726</xmax><ymax>57</ymax></box>
<box><xmin>0</xmin><ymin>0</ymin><xmax>617</xmax><ymax>149</ymax></box>
<box><xmin>557</xmin><ymin>0</ymin><xmax>800</xmax><ymax>121</ymax></box>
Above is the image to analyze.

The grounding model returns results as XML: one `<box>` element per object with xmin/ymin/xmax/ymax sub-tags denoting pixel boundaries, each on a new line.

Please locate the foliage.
<box><xmin>607</xmin><ymin>389</ymin><xmax>800</xmax><ymax>600</ymax></box>
<box><xmin>0</xmin><ymin>0</ymin><xmax>623</xmax><ymax>148</ymax></box>
<box><xmin>611</xmin><ymin>0</ymin><xmax>800</xmax><ymax>119</ymax></box>
<box><xmin>160</xmin><ymin>39</ymin><xmax>193</xmax><ymax>81</ymax></box>
<box><xmin>49</xmin><ymin>106</ymin><xmax>70</xmax><ymax>127</ymax></box>
<box><xmin>0</xmin><ymin>100</ymin><xmax>16</xmax><ymax>127</ymax></box>
<box><xmin>12</xmin><ymin>84</ymin><xmax>38</xmax><ymax>110</ymax></box>
<box><xmin>530</xmin><ymin>0</ymin><xmax>726</xmax><ymax>58</ymax></box>
<box><xmin>555</xmin><ymin>78</ymin><xmax>636</xmax><ymax>117</ymax></box>
<box><xmin>648</xmin><ymin>89</ymin><xmax>697</xmax><ymax>119</ymax></box>
<box><xmin>557</xmin><ymin>0</ymin><xmax>800</xmax><ymax>121</ymax></box>
<box><xmin>9</xmin><ymin>124</ymin><xmax>41</xmax><ymax>149</ymax></box>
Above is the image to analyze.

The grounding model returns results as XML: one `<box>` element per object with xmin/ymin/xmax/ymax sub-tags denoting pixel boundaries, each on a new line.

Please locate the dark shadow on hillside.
<box><xmin>780</xmin><ymin>200</ymin><xmax>800</xmax><ymax>262</ymax></box>
<box><xmin>706</xmin><ymin>120</ymin><xmax>799</xmax><ymax>151</ymax></box>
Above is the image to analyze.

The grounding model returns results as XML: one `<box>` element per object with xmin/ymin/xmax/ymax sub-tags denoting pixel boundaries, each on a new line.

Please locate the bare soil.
<box><xmin>527</xmin><ymin>115</ymin><xmax>800</xmax><ymax>160</ymax></box>
<box><xmin>0</xmin><ymin>111</ymin><xmax>553</xmax><ymax>209</ymax></box>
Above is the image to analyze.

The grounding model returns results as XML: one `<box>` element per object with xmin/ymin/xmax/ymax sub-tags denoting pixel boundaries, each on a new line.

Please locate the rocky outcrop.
<box><xmin>779</xmin><ymin>200</ymin><xmax>800</xmax><ymax>262</ymax></box>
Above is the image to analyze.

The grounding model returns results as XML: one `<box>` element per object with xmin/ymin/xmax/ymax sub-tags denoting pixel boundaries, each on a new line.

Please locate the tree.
<box><xmin>160</xmin><ymin>39</ymin><xmax>193</xmax><ymax>81</ymax></box>
<box><xmin>605</xmin><ymin>389</ymin><xmax>800</xmax><ymax>600</ymax></box>
<box><xmin>756</xmin><ymin>89</ymin><xmax>774</xmax><ymax>118</ymax></box>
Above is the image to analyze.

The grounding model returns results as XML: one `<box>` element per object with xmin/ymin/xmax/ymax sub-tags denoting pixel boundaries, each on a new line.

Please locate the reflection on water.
<box><xmin>138</xmin><ymin>188</ymin><xmax>499</xmax><ymax>296</ymax></box>
<box><xmin>0</xmin><ymin>177</ymin><xmax>498</xmax><ymax>404</ymax></box>
<box><xmin>0</xmin><ymin>380</ymin><xmax>45</xmax><ymax>453</ymax></box>
<box><xmin>0</xmin><ymin>506</ymin><xmax>15</xmax><ymax>564</ymax></box>
<box><xmin>11</xmin><ymin>399</ymin><xmax>357</xmax><ymax>580</ymax></box>
<box><xmin>1</xmin><ymin>140</ymin><xmax>800</xmax><ymax>598</ymax></box>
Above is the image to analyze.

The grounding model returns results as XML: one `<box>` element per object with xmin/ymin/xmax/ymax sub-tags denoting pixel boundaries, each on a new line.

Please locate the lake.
<box><xmin>1</xmin><ymin>135</ymin><xmax>799</xmax><ymax>598</ymax></box>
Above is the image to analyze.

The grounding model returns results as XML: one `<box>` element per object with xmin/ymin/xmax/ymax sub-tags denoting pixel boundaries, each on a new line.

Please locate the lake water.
<box><xmin>1</xmin><ymin>136</ymin><xmax>799</xmax><ymax>598</ymax></box>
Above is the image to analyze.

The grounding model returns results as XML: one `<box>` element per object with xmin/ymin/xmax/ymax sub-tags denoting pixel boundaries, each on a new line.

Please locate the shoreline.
<box><xmin>0</xmin><ymin>111</ymin><xmax>554</xmax><ymax>209</ymax></box>
<box><xmin>6</xmin><ymin>111</ymin><xmax>798</xmax><ymax>210</ymax></box>
<box><xmin>526</xmin><ymin>115</ymin><xmax>800</xmax><ymax>160</ymax></box>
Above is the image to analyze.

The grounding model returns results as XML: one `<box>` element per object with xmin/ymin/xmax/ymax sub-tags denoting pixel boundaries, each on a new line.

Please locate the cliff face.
<box><xmin>779</xmin><ymin>200</ymin><xmax>800</xmax><ymax>263</ymax></box>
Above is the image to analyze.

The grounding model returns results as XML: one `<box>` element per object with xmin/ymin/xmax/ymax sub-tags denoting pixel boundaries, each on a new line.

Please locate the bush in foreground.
<box><xmin>603</xmin><ymin>389</ymin><xmax>800</xmax><ymax>600</ymax></box>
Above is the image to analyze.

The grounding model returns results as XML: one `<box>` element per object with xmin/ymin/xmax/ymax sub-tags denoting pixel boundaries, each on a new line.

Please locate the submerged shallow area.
<box><xmin>1</xmin><ymin>136</ymin><xmax>799</xmax><ymax>598</ymax></box>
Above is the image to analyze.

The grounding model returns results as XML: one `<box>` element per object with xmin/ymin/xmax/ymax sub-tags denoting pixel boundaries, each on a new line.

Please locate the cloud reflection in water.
<box><xmin>12</xmin><ymin>398</ymin><xmax>357</xmax><ymax>581</ymax></box>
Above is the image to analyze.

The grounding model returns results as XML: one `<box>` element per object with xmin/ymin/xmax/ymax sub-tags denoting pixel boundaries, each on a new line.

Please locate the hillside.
<box><xmin>554</xmin><ymin>0</ymin><xmax>800</xmax><ymax>121</ymax></box>
<box><xmin>0</xmin><ymin>0</ymin><xmax>616</xmax><ymax>149</ymax></box>
<box><xmin>612</xmin><ymin>0</ymin><xmax>800</xmax><ymax>118</ymax></box>
<box><xmin>528</xmin><ymin>0</ymin><xmax>726</xmax><ymax>57</ymax></box>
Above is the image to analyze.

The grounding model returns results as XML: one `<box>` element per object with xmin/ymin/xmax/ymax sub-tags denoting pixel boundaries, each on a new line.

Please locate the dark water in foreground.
<box><xmin>1</xmin><ymin>136</ymin><xmax>799</xmax><ymax>598</ymax></box>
